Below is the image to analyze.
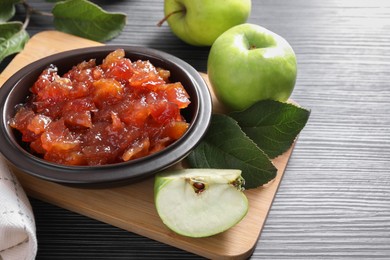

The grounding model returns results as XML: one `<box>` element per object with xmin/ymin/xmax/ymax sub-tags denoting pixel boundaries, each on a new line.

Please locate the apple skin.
<box><xmin>207</xmin><ymin>23</ymin><xmax>297</xmax><ymax>111</ymax></box>
<box><xmin>164</xmin><ymin>0</ymin><xmax>251</xmax><ymax>46</ymax></box>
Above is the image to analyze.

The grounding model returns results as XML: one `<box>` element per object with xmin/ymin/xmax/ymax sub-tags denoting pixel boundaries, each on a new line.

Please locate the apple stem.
<box><xmin>156</xmin><ymin>9</ymin><xmax>184</xmax><ymax>27</ymax></box>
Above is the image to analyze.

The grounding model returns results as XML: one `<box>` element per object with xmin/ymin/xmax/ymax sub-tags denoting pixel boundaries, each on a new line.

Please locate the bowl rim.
<box><xmin>0</xmin><ymin>45</ymin><xmax>212</xmax><ymax>185</ymax></box>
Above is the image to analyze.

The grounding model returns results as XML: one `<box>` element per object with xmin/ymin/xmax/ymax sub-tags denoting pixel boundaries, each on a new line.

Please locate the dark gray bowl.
<box><xmin>0</xmin><ymin>45</ymin><xmax>212</xmax><ymax>186</ymax></box>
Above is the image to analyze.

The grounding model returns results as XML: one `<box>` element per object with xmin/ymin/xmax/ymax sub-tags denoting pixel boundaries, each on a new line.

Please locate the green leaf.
<box><xmin>230</xmin><ymin>100</ymin><xmax>310</xmax><ymax>159</ymax></box>
<box><xmin>0</xmin><ymin>22</ymin><xmax>29</xmax><ymax>64</ymax></box>
<box><xmin>187</xmin><ymin>114</ymin><xmax>277</xmax><ymax>189</ymax></box>
<box><xmin>52</xmin><ymin>0</ymin><xmax>126</xmax><ymax>42</ymax></box>
<box><xmin>0</xmin><ymin>0</ymin><xmax>21</xmax><ymax>22</ymax></box>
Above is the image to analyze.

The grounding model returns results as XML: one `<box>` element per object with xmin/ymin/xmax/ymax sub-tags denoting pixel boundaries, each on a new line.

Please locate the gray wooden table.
<box><xmin>3</xmin><ymin>0</ymin><xmax>390</xmax><ymax>258</ymax></box>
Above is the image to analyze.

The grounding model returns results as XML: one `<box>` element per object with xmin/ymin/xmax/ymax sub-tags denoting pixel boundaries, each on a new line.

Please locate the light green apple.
<box><xmin>207</xmin><ymin>23</ymin><xmax>297</xmax><ymax>111</ymax></box>
<box><xmin>154</xmin><ymin>169</ymin><xmax>248</xmax><ymax>237</ymax></box>
<box><xmin>162</xmin><ymin>0</ymin><xmax>251</xmax><ymax>46</ymax></box>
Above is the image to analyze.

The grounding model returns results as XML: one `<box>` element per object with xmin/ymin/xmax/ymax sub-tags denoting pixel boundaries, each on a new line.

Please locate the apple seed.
<box><xmin>187</xmin><ymin>177</ymin><xmax>206</xmax><ymax>193</ymax></box>
<box><xmin>193</xmin><ymin>181</ymin><xmax>205</xmax><ymax>192</ymax></box>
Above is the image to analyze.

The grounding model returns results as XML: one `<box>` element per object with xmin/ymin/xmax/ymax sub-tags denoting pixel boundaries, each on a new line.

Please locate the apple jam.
<box><xmin>9</xmin><ymin>49</ymin><xmax>191</xmax><ymax>166</ymax></box>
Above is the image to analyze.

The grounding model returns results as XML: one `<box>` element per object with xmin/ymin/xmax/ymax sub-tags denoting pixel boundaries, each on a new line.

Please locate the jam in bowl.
<box><xmin>0</xmin><ymin>46</ymin><xmax>212</xmax><ymax>185</ymax></box>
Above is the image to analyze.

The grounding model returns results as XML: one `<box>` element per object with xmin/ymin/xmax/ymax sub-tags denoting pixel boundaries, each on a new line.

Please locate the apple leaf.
<box><xmin>52</xmin><ymin>0</ymin><xmax>126</xmax><ymax>42</ymax></box>
<box><xmin>187</xmin><ymin>114</ymin><xmax>277</xmax><ymax>189</ymax></box>
<box><xmin>230</xmin><ymin>100</ymin><xmax>310</xmax><ymax>159</ymax></box>
<box><xmin>0</xmin><ymin>22</ymin><xmax>29</xmax><ymax>64</ymax></box>
<box><xmin>0</xmin><ymin>0</ymin><xmax>21</xmax><ymax>22</ymax></box>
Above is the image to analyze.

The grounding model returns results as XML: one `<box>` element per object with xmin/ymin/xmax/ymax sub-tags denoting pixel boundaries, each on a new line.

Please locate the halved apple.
<box><xmin>154</xmin><ymin>169</ymin><xmax>248</xmax><ymax>237</ymax></box>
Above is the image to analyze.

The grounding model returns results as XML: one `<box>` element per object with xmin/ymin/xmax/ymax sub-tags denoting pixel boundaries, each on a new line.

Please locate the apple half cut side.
<box><xmin>154</xmin><ymin>169</ymin><xmax>248</xmax><ymax>238</ymax></box>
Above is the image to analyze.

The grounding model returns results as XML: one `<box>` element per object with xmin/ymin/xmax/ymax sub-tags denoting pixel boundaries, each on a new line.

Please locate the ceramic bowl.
<box><xmin>0</xmin><ymin>45</ymin><xmax>212</xmax><ymax>186</ymax></box>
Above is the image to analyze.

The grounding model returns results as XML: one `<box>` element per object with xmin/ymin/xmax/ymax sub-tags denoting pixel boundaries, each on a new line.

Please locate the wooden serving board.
<box><xmin>0</xmin><ymin>31</ymin><xmax>296</xmax><ymax>260</ymax></box>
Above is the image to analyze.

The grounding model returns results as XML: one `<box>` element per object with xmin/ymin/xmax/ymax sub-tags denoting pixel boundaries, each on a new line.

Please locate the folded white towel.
<box><xmin>0</xmin><ymin>155</ymin><xmax>37</xmax><ymax>260</ymax></box>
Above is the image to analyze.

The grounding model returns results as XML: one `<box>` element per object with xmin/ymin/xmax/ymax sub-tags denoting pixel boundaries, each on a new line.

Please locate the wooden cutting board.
<box><xmin>0</xmin><ymin>31</ymin><xmax>296</xmax><ymax>260</ymax></box>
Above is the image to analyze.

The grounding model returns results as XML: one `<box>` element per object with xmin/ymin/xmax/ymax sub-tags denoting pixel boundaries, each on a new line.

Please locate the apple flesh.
<box><xmin>163</xmin><ymin>0</ymin><xmax>251</xmax><ymax>46</ymax></box>
<box><xmin>154</xmin><ymin>169</ymin><xmax>248</xmax><ymax>237</ymax></box>
<box><xmin>207</xmin><ymin>23</ymin><xmax>297</xmax><ymax>111</ymax></box>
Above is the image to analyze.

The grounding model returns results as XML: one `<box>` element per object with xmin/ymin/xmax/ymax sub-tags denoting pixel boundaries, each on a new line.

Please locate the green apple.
<box><xmin>154</xmin><ymin>169</ymin><xmax>248</xmax><ymax>237</ymax></box>
<box><xmin>207</xmin><ymin>23</ymin><xmax>297</xmax><ymax>111</ymax></box>
<box><xmin>161</xmin><ymin>0</ymin><xmax>251</xmax><ymax>46</ymax></box>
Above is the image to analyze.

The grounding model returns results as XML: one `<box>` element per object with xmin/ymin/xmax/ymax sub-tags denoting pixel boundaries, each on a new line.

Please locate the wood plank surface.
<box><xmin>1</xmin><ymin>0</ymin><xmax>390</xmax><ymax>259</ymax></box>
<box><xmin>0</xmin><ymin>31</ymin><xmax>295</xmax><ymax>260</ymax></box>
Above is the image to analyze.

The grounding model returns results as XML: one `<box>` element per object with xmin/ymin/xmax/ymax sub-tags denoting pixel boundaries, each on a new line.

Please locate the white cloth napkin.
<box><xmin>0</xmin><ymin>155</ymin><xmax>37</xmax><ymax>260</ymax></box>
